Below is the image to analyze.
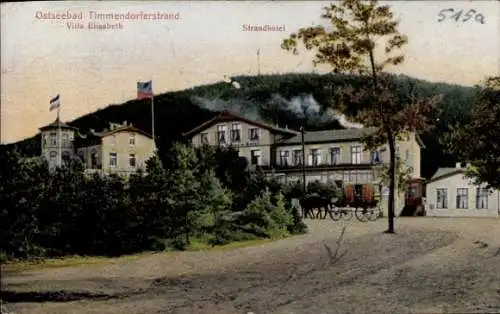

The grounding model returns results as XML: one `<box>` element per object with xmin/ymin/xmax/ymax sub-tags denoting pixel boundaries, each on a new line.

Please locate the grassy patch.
<box><xmin>2</xmin><ymin>252</ymin><xmax>153</xmax><ymax>274</ymax></box>
<box><xmin>187</xmin><ymin>238</ymin><xmax>274</xmax><ymax>251</ymax></box>
<box><xmin>2</xmin><ymin>238</ymin><xmax>280</xmax><ymax>274</ymax></box>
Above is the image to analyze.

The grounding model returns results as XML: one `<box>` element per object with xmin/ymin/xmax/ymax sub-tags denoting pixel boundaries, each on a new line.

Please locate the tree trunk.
<box><xmin>386</xmin><ymin>133</ymin><xmax>396</xmax><ymax>233</ymax></box>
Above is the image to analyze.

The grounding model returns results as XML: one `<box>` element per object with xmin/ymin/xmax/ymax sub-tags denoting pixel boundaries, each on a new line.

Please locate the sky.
<box><xmin>1</xmin><ymin>1</ymin><xmax>499</xmax><ymax>144</ymax></box>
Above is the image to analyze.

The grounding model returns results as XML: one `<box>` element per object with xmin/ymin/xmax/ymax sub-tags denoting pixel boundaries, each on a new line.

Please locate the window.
<box><xmin>109</xmin><ymin>152</ymin><xmax>117</xmax><ymax>167</ymax></box>
<box><xmin>62</xmin><ymin>133</ymin><xmax>69</xmax><ymax>147</ymax></box>
<box><xmin>371</xmin><ymin>150</ymin><xmax>381</xmax><ymax>164</ymax></box>
<box><xmin>357</xmin><ymin>171</ymin><xmax>373</xmax><ymax>183</ymax></box>
<box><xmin>230</xmin><ymin>123</ymin><xmax>241</xmax><ymax>142</ymax></box>
<box><xmin>129</xmin><ymin>154</ymin><xmax>136</xmax><ymax>168</ymax></box>
<box><xmin>476</xmin><ymin>188</ymin><xmax>489</xmax><ymax>209</ymax></box>
<box><xmin>343</xmin><ymin>172</ymin><xmax>350</xmax><ymax>182</ymax></box>
<box><xmin>42</xmin><ymin>135</ymin><xmax>47</xmax><ymax>147</ymax></box>
<box><xmin>91</xmin><ymin>150</ymin><xmax>98</xmax><ymax>168</ymax></box>
<box><xmin>129</xmin><ymin>134</ymin><xmax>135</xmax><ymax>145</ymax></box>
<box><xmin>50</xmin><ymin>151</ymin><xmax>57</xmax><ymax>161</ymax></box>
<box><xmin>436</xmin><ymin>188</ymin><xmax>448</xmax><ymax>209</ymax></box>
<box><xmin>309</xmin><ymin>149</ymin><xmax>321</xmax><ymax>166</ymax></box>
<box><xmin>50</xmin><ymin>132</ymin><xmax>57</xmax><ymax>146</ymax></box>
<box><xmin>330</xmin><ymin>147</ymin><xmax>340</xmax><ymax>165</ymax></box>
<box><xmin>456</xmin><ymin>188</ymin><xmax>468</xmax><ymax>209</ymax></box>
<box><xmin>217</xmin><ymin>125</ymin><xmax>226</xmax><ymax>144</ymax></box>
<box><xmin>349</xmin><ymin>172</ymin><xmax>356</xmax><ymax>182</ymax></box>
<box><xmin>200</xmin><ymin>133</ymin><xmax>209</xmax><ymax>144</ymax></box>
<box><xmin>250</xmin><ymin>149</ymin><xmax>261</xmax><ymax>165</ymax></box>
<box><xmin>293</xmin><ymin>149</ymin><xmax>302</xmax><ymax>166</ymax></box>
<box><xmin>249</xmin><ymin>128</ymin><xmax>259</xmax><ymax>141</ymax></box>
<box><xmin>280</xmin><ymin>150</ymin><xmax>290</xmax><ymax>166</ymax></box>
<box><xmin>111</xmin><ymin>135</ymin><xmax>116</xmax><ymax>145</ymax></box>
<box><xmin>351</xmin><ymin>145</ymin><xmax>362</xmax><ymax>164</ymax></box>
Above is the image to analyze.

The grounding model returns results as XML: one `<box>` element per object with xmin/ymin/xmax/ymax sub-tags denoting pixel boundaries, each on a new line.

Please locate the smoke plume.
<box><xmin>191</xmin><ymin>93</ymin><xmax>364</xmax><ymax>129</ymax></box>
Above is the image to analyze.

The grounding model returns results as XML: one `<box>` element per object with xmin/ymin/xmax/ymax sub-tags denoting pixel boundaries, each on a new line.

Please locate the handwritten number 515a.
<box><xmin>437</xmin><ymin>8</ymin><xmax>485</xmax><ymax>24</ymax></box>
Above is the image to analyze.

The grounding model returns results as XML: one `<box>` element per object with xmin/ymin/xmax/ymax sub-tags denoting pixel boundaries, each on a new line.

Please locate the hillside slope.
<box><xmin>2</xmin><ymin>73</ymin><xmax>476</xmax><ymax>178</ymax></box>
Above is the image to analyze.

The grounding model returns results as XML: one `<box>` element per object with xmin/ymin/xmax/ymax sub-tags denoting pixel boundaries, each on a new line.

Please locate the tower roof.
<box><xmin>39</xmin><ymin>118</ymin><xmax>78</xmax><ymax>131</ymax></box>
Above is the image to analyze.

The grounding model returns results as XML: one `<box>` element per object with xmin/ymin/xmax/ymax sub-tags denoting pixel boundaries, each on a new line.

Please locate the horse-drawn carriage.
<box><xmin>299</xmin><ymin>183</ymin><xmax>382</xmax><ymax>222</ymax></box>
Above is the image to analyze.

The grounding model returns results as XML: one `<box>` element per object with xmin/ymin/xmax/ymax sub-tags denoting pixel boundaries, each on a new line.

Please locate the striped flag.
<box><xmin>49</xmin><ymin>94</ymin><xmax>60</xmax><ymax>111</ymax></box>
<box><xmin>137</xmin><ymin>81</ymin><xmax>153</xmax><ymax>99</ymax></box>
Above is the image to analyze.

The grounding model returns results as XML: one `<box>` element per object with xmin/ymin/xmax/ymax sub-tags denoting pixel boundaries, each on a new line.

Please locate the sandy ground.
<box><xmin>2</xmin><ymin>217</ymin><xmax>500</xmax><ymax>314</ymax></box>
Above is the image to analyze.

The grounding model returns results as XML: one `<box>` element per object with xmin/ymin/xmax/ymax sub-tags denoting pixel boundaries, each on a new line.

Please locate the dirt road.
<box><xmin>3</xmin><ymin>218</ymin><xmax>500</xmax><ymax>314</ymax></box>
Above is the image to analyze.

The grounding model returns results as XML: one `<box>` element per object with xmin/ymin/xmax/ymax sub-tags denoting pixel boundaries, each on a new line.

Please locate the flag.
<box><xmin>137</xmin><ymin>81</ymin><xmax>153</xmax><ymax>99</ymax></box>
<box><xmin>49</xmin><ymin>94</ymin><xmax>60</xmax><ymax>111</ymax></box>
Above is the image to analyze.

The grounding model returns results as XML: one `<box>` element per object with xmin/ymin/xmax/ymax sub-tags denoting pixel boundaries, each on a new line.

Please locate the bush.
<box><xmin>236</xmin><ymin>189</ymin><xmax>292</xmax><ymax>239</ymax></box>
<box><xmin>0</xmin><ymin>144</ymin><xmax>307</xmax><ymax>261</ymax></box>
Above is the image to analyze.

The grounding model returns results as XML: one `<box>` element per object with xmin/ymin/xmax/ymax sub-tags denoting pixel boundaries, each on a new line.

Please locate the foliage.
<box><xmin>444</xmin><ymin>76</ymin><xmax>500</xmax><ymax>189</ymax></box>
<box><xmin>306</xmin><ymin>180</ymin><xmax>340</xmax><ymax>199</ymax></box>
<box><xmin>0</xmin><ymin>144</ymin><xmax>303</xmax><ymax>261</ymax></box>
<box><xmin>378</xmin><ymin>156</ymin><xmax>414</xmax><ymax>192</ymax></box>
<box><xmin>281</xmin><ymin>0</ymin><xmax>441</xmax><ymax>233</ymax></box>
<box><xmin>236</xmin><ymin>189</ymin><xmax>291</xmax><ymax>239</ymax></box>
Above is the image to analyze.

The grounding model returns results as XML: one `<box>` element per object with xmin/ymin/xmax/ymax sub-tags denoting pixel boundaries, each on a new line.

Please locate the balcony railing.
<box><xmin>272</xmin><ymin>161</ymin><xmax>377</xmax><ymax>170</ymax></box>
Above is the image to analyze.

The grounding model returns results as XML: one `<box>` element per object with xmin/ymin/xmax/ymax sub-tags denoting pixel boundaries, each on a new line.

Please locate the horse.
<box><xmin>299</xmin><ymin>193</ymin><xmax>334</xmax><ymax>219</ymax></box>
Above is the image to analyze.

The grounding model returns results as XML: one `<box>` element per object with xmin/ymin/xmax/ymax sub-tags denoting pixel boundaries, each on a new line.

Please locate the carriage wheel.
<box><xmin>355</xmin><ymin>207</ymin><xmax>369</xmax><ymax>222</ymax></box>
<box><xmin>328</xmin><ymin>206</ymin><xmax>342</xmax><ymax>221</ymax></box>
<box><xmin>342</xmin><ymin>207</ymin><xmax>353</xmax><ymax>220</ymax></box>
<box><xmin>368</xmin><ymin>207</ymin><xmax>381</xmax><ymax>221</ymax></box>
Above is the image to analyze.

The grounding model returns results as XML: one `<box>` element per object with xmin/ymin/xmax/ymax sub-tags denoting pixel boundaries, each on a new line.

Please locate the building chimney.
<box><xmin>122</xmin><ymin>120</ymin><xmax>127</xmax><ymax>126</ymax></box>
<box><xmin>455</xmin><ymin>162</ymin><xmax>461</xmax><ymax>168</ymax></box>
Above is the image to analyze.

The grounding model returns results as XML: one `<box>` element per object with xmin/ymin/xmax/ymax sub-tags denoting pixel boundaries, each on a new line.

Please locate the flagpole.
<box><xmin>57</xmin><ymin>105</ymin><xmax>62</xmax><ymax>168</ymax></box>
<box><xmin>151</xmin><ymin>94</ymin><xmax>155</xmax><ymax>149</ymax></box>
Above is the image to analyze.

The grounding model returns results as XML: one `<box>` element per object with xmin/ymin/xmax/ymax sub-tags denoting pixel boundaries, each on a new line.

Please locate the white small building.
<box><xmin>426</xmin><ymin>163</ymin><xmax>500</xmax><ymax>218</ymax></box>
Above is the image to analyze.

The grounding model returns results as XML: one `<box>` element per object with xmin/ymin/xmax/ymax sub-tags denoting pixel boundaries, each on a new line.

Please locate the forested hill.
<box><xmin>2</xmin><ymin>73</ymin><xmax>476</xmax><ymax>179</ymax></box>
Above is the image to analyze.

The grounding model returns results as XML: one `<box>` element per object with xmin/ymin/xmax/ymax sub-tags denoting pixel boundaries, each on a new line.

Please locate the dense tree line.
<box><xmin>1</xmin><ymin>73</ymin><xmax>475</xmax><ymax>180</ymax></box>
<box><xmin>0</xmin><ymin>144</ymin><xmax>308</xmax><ymax>261</ymax></box>
<box><xmin>445</xmin><ymin>76</ymin><xmax>500</xmax><ymax>190</ymax></box>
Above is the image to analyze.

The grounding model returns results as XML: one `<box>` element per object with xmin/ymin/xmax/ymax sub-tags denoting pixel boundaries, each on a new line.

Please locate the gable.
<box><xmin>183</xmin><ymin>110</ymin><xmax>298</xmax><ymax>137</ymax></box>
<box><xmin>429</xmin><ymin>168</ymin><xmax>465</xmax><ymax>183</ymax></box>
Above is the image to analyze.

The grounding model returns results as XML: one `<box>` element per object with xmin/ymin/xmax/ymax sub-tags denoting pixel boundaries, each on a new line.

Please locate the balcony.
<box><xmin>271</xmin><ymin>161</ymin><xmax>375</xmax><ymax>172</ymax></box>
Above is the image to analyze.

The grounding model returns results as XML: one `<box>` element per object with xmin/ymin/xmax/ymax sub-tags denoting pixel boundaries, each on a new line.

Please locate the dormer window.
<box><xmin>230</xmin><ymin>123</ymin><xmax>241</xmax><ymax>142</ymax></box>
<box><xmin>200</xmin><ymin>132</ymin><xmax>209</xmax><ymax>144</ymax></box>
<box><xmin>249</xmin><ymin>128</ymin><xmax>259</xmax><ymax>141</ymax></box>
<box><xmin>217</xmin><ymin>125</ymin><xmax>226</xmax><ymax>144</ymax></box>
<box><xmin>129</xmin><ymin>133</ymin><xmax>135</xmax><ymax>145</ymax></box>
